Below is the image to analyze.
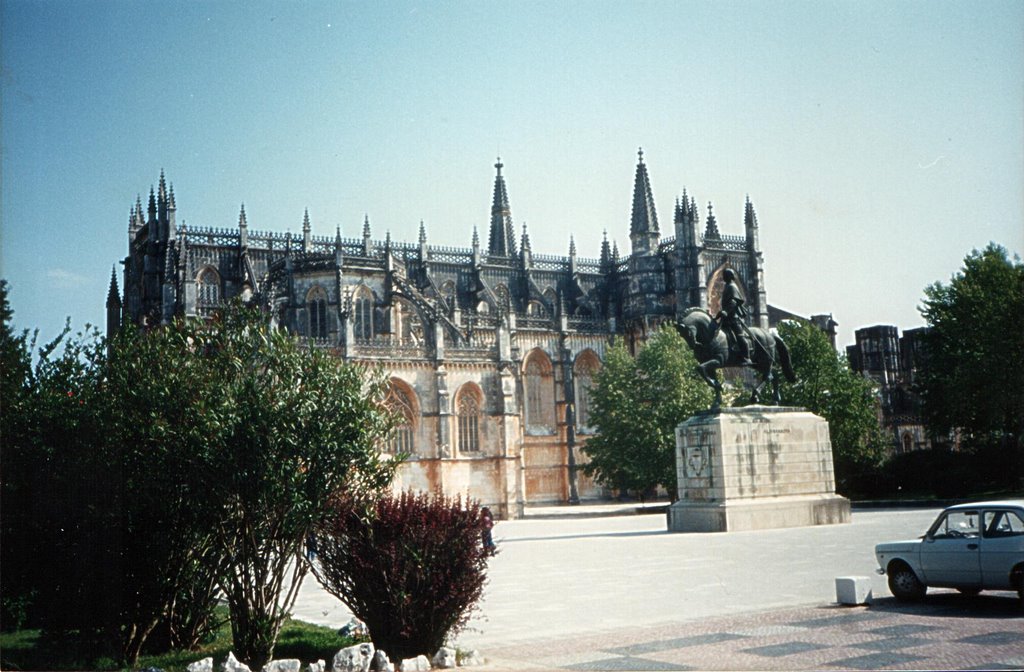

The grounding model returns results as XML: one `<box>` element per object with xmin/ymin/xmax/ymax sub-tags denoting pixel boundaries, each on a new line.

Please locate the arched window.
<box><xmin>476</xmin><ymin>301</ymin><xmax>490</xmax><ymax>314</ymax></box>
<box><xmin>524</xmin><ymin>350</ymin><xmax>555</xmax><ymax>435</ymax></box>
<box><xmin>456</xmin><ymin>386</ymin><xmax>482</xmax><ymax>453</ymax></box>
<box><xmin>902</xmin><ymin>433</ymin><xmax>913</xmax><ymax>454</ymax></box>
<box><xmin>385</xmin><ymin>382</ymin><xmax>417</xmax><ymax>455</ymax></box>
<box><xmin>527</xmin><ymin>300</ymin><xmax>546</xmax><ymax>317</ymax></box>
<box><xmin>354</xmin><ymin>287</ymin><xmax>373</xmax><ymax>340</ymax></box>
<box><xmin>307</xmin><ymin>286</ymin><xmax>328</xmax><ymax>339</ymax></box>
<box><xmin>574</xmin><ymin>351</ymin><xmax>601</xmax><ymax>433</ymax></box>
<box><xmin>197</xmin><ymin>268</ymin><xmax>221</xmax><ymax>315</ymax></box>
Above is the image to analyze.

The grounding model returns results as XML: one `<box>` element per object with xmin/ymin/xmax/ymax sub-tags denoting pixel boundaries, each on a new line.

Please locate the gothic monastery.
<box><xmin>108</xmin><ymin>150</ymin><xmax>779</xmax><ymax>518</ymax></box>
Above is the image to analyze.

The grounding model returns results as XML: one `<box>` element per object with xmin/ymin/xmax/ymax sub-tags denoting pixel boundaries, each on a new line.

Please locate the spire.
<box><xmin>704</xmin><ymin>202</ymin><xmax>720</xmax><ymax>238</ymax></box>
<box><xmin>166</xmin><ymin>183</ymin><xmax>177</xmax><ymax>239</ymax></box>
<box><xmin>148</xmin><ymin>187</ymin><xmax>157</xmax><ymax>223</ymax></box>
<box><xmin>744</xmin><ymin>195</ymin><xmax>760</xmax><ymax>249</ymax></box>
<box><xmin>362</xmin><ymin>214</ymin><xmax>372</xmax><ymax>256</ymax></box>
<box><xmin>471</xmin><ymin>225</ymin><xmax>481</xmax><ymax>265</ymax></box>
<box><xmin>612</xmin><ymin>240</ymin><xmax>620</xmax><ymax>263</ymax></box>
<box><xmin>302</xmin><ymin>208</ymin><xmax>311</xmax><ymax>252</ymax></box>
<box><xmin>239</xmin><ymin>204</ymin><xmax>248</xmax><ymax>247</ymax></box>
<box><xmin>106</xmin><ymin>266</ymin><xmax>121</xmax><ymax>308</ymax></box>
<box><xmin>335</xmin><ymin>225</ymin><xmax>344</xmax><ymax>265</ymax></box>
<box><xmin>629</xmin><ymin>147</ymin><xmax>660</xmax><ymax>254</ymax></box>
<box><xmin>418</xmin><ymin>220</ymin><xmax>428</xmax><ymax>260</ymax></box>
<box><xmin>600</xmin><ymin>230</ymin><xmax>612</xmax><ymax>268</ymax></box>
<box><xmin>569</xmin><ymin>235</ymin><xmax>577</xmax><ymax>258</ymax></box>
<box><xmin>488</xmin><ymin>157</ymin><xmax>517</xmax><ymax>257</ymax></box>
<box><xmin>520</xmin><ymin>222</ymin><xmax>532</xmax><ymax>268</ymax></box>
<box><xmin>744</xmin><ymin>195</ymin><xmax>758</xmax><ymax>229</ymax></box>
<box><xmin>157</xmin><ymin>170</ymin><xmax>168</xmax><ymax>227</ymax></box>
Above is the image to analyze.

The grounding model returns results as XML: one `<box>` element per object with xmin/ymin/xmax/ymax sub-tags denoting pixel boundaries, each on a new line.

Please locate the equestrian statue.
<box><xmin>674</xmin><ymin>271</ymin><xmax>796</xmax><ymax>408</ymax></box>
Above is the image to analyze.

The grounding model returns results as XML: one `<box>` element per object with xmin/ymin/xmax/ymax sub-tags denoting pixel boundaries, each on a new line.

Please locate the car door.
<box><xmin>980</xmin><ymin>508</ymin><xmax>1024</xmax><ymax>590</ymax></box>
<box><xmin>919</xmin><ymin>509</ymin><xmax>982</xmax><ymax>587</ymax></box>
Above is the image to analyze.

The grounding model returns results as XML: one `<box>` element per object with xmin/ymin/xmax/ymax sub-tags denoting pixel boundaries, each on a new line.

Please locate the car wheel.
<box><xmin>888</xmin><ymin>562</ymin><xmax>926</xmax><ymax>601</ymax></box>
<box><xmin>1012</xmin><ymin>566</ymin><xmax>1024</xmax><ymax>606</ymax></box>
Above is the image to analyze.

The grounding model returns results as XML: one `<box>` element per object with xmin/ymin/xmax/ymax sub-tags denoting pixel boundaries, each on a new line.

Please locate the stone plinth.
<box><xmin>667</xmin><ymin>406</ymin><xmax>850</xmax><ymax>532</ymax></box>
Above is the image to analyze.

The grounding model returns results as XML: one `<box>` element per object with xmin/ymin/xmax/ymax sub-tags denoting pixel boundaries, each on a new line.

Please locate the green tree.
<box><xmin>776</xmin><ymin>320</ymin><xmax>888</xmax><ymax>494</ymax></box>
<box><xmin>176</xmin><ymin>306</ymin><xmax>398</xmax><ymax>669</ymax></box>
<box><xmin>581</xmin><ymin>326</ymin><xmax>713</xmax><ymax>497</ymax></box>
<box><xmin>918</xmin><ymin>244</ymin><xmax>1024</xmax><ymax>446</ymax></box>
<box><xmin>0</xmin><ymin>280</ymin><xmax>38</xmax><ymax>630</ymax></box>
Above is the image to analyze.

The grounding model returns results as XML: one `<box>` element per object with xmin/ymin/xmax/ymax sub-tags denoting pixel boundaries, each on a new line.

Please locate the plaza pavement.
<box><xmin>292</xmin><ymin>504</ymin><xmax>1023</xmax><ymax>670</ymax></box>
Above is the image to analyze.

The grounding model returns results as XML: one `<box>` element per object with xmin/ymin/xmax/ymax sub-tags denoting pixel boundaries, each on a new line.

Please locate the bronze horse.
<box><xmin>675</xmin><ymin>307</ymin><xmax>796</xmax><ymax>408</ymax></box>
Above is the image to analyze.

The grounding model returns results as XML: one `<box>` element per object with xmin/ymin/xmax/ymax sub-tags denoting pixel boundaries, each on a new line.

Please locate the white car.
<box><xmin>875</xmin><ymin>500</ymin><xmax>1024</xmax><ymax>601</ymax></box>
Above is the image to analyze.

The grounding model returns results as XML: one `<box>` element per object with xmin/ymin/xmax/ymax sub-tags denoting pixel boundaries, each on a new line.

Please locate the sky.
<box><xmin>2</xmin><ymin>0</ymin><xmax>1022</xmax><ymax>349</ymax></box>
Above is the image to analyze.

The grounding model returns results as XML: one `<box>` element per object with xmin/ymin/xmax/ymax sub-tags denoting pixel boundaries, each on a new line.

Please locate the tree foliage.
<box><xmin>776</xmin><ymin>320</ymin><xmax>888</xmax><ymax>493</ymax></box>
<box><xmin>580</xmin><ymin>326</ymin><xmax>713</xmax><ymax>497</ymax></box>
<box><xmin>1</xmin><ymin>295</ymin><xmax>398</xmax><ymax>668</ymax></box>
<box><xmin>918</xmin><ymin>243</ymin><xmax>1024</xmax><ymax>446</ymax></box>
<box><xmin>113</xmin><ymin>305</ymin><xmax>398</xmax><ymax>669</ymax></box>
<box><xmin>313</xmin><ymin>491</ymin><xmax>491</xmax><ymax>662</ymax></box>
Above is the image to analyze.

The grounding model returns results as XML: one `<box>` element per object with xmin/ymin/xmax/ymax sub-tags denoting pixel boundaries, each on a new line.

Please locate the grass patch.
<box><xmin>0</xmin><ymin>609</ymin><xmax>359</xmax><ymax>672</ymax></box>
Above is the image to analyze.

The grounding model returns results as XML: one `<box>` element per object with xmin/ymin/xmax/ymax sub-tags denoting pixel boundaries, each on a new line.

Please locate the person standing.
<box><xmin>481</xmin><ymin>507</ymin><xmax>496</xmax><ymax>555</ymax></box>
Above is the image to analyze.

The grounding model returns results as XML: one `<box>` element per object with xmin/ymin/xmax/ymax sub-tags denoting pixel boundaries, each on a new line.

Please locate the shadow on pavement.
<box><xmin>869</xmin><ymin>592</ymin><xmax>1023</xmax><ymax>619</ymax></box>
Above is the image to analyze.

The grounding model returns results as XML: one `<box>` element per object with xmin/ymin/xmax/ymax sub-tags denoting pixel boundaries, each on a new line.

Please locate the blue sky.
<box><xmin>2</xmin><ymin>0</ymin><xmax>1022</xmax><ymax>348</ymax></box>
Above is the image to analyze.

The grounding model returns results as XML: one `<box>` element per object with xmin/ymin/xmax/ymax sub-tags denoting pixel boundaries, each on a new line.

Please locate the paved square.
<box><xmin>293</xmin><ymin>505</ymin><xmax>1023</xmax><ymax>669</ymax></box>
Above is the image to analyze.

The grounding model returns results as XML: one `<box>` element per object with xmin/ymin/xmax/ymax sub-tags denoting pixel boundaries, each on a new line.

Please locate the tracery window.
<box><xmin>574</xmin><ymin>352</ymin><xmax>600</xmax><ymax>433</ymax></box>
<box><xmin>197</xmin><ymin>268</ymin><xmax>221</xmax><ymax>315</ymax></box>
<box><xmin>524</xmin><ymin>351</ymin><xmax>555</xmax><ymax>435</ymax></box>
<box><xmin>307</xmin><ymin>286</ymin><xmax>328</xmax><ymax>339</ymax></box>
<box><xmin>354</xmin><ymin>288</ymin><xmax>373</xmax><ymax>340</ymax></box>
<box><xmin>457</xmin><ymin>388</ymin><xmax>481</xmax><ymax>453</ymax></box>
<box><xmin>527</xmin><ymin>300</ymin><xmax>546</xmax><ymax>317</ymax></box>
<box><xmin>385</xmin><ymin>382</ymin><xmax>416</xmax><ymax>455</ymax></box>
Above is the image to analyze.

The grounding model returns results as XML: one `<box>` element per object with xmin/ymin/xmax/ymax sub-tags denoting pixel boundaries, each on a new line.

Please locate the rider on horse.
<box><xmin>717</xmin><ymin>269</ymin><xmax>752</xmax><ymax>365</ymax></box>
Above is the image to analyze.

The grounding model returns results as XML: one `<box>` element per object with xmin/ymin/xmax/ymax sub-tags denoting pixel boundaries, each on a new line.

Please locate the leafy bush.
<box><xmin>312</xmin><ymin>491</ymin><xmax>491</xmax><ymax>661</ymax></box>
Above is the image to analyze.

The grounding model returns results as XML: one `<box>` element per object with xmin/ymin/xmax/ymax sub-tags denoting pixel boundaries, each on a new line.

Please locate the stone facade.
<box><xmin>108</xmin><ymin>151</ymin><xmax>775</xmax><ymax>517</ymax></box>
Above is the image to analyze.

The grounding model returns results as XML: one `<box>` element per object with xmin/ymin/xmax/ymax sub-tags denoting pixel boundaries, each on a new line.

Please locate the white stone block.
<box><xmin>398</xmin><ymin>655</ymin><xmax>430</xmax><ymax>672</ymax></box>
<box><xmin>835</xmin><ymin>575</ymin><xmax>872</xmax><ymax>605</ymax></box>
<box><xmin>188</xmin><ymin>657</ymin><xmax>214</xmax><ymax>672</ymax></box>
<box><xmin>222</xmin><ymin>652</ymin><xmax>253</xmax><ymax>672</ymax></box>
<box><xmin>262</xmin><ymin>660</ymin><xmax>300</xmax><ymax>672</ymax></box>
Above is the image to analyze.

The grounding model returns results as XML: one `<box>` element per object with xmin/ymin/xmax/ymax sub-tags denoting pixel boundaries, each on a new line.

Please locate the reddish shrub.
<box><xmin>312</xmin><ymin>491</ymin><xmax>492</xmax><ymax>661</ymax></box>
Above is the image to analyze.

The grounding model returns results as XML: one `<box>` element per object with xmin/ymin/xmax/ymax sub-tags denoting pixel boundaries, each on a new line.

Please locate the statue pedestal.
<box><xmin>667</xmin><ymin>406</ymin><xmax>850</xmax><ymax>533</ymax></box>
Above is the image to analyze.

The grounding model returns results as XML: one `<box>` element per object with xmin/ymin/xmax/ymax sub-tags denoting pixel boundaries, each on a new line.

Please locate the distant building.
<box><xmin>767</xmin><ymin>306</ymin><xmax>839</xmax><ymax>349</ymax></box>
<box><xmin>109</xmin><ymin>150</ymin><xmax>800</xmax><ymax>517</ymax></box>
<box><xmin>847</xmin><ymin>325</ymin><xmax>933</xmax><ymax>454</ymax></box>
